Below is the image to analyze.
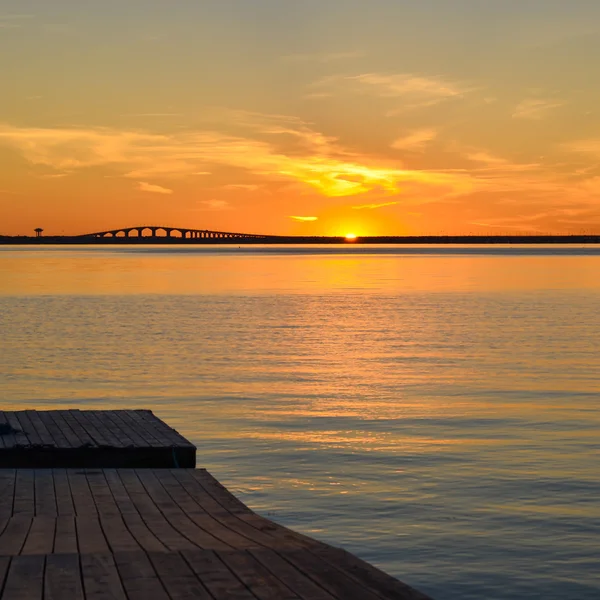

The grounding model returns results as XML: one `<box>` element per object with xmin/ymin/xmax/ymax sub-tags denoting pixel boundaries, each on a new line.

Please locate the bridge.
<box><xmin>76</xmin><ymin>226</ymin><xmax>273</xmax><ymax>240</ymax></box>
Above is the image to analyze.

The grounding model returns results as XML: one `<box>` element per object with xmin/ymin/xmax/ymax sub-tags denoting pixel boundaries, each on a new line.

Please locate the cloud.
<box><xmin>196</xmin><ymin>199</ymin><xmax>230</xmax><ymax>210</ymax></box>
<box><xmin>137</xmin><ymin>181</ymin><xmax>173</xmax><ymax>195</ymax></box>
<box><xmin>513</xmin><ymin>98</ymin><xmax>563</xmax><ymax>120</ymax></box>
<box><xmin>352</xmin><ymin>201</ymin><xmax>399</xmax><ymax>210</ymax></box>
<box><xmin>0</xmin><ymin>120</ymin><xmax>476</xmax><ymax>200</ymax></box>
<box><xmin>565</xmin><ymin>138</ymin><xmax>600</xmax><ymax>157</ymax></box>
<box><xmin>391</xmin><ymin>128</ymin><xmax>437</xmax><ymax>151</ymax></box>
<box><xmin>222</xmin><ymin>184</ymin><xmax>259</xmax><ymax>192</ymax></box>
<box><xmin>290</xmin><ymin>216</ymin><xmax>318</xmax><ymax>221</ymax></box>
<box><xmin>314</xmin><ymin>72</ymin><xmax>473</xmax><ymax>109</ymax></box>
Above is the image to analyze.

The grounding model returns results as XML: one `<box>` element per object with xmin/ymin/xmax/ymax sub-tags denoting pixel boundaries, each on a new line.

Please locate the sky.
<box><xmin>1</xmin><ymin>0</ymin><xmax>600</xmax><ymax>236</ymax></box>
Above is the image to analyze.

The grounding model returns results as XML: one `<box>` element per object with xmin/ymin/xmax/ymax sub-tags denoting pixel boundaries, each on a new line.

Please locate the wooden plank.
<box><xmin>153</xmin><ymin>469</ymin><xmax>257</xmax><ymax>550</ymax></box>
<box><xmin>310</xmin><ymin>545</ymin><xmax>433</xmax><ymax>600</ymax></box>
<box><xmin>112</xmin><ymin>412</ymin><xmax>161</xmax><ymax>448</ymax></box>
<box><xmin>60</xmin><ymin>411</ymin><xmax>96</xmax><ymax>447</ymax></box>
<box><xmin>66</xmin><ymin>470</ymin><xmax>96</xmax><ymax>516</ymax></box>
<box><xmin>94</xmin><ymin>410</ymin><xmax>135</xmax><ymax>448</ymax></box>
<box><xmin>53</xmin><ymin>516</ymin><xmax>78</xmax><ymax>554</ymax></box>
<box><xmin>81</xmin><ymin>553</ymin><xmax>127</xmax><ymax>600</ymax></box>
<box><xmin>148</xmin><ymin>552</ymin><xmax>214</xmax><ymax>600</ymax></box>
<box><xmin>75</xmin><ymin>516</ymin><xmax>111</xmax><ymax>554</ymax></box>
<box><xmin>45</xmin><ymin>554</ymin><xmax>84</xmax><ymax>600</ymax></box>
<box><xmin>12</xmin><ymin>470</ymin><xmax>34</xmax><ymax>515</ymax></box>
<box><xmin>37</xmin><ymin>412</ymin><xmax>70</xmax><ymax>449</ymax></box>
<box><xmin>195</xmin><ymin>470</ymin><xmax>315</xmax><ymax>549</ymax></box>
<box><xmin>102</xmin><ymin>469</ymin><xmax>138</xmax><ymax>515</ymax></box>
<box><xmin>137</xmin><ymin>411</ymin><xmax>195</xmax><ymax>447</ymax></box>
<box><xmin>136</xmin><ymin>470</ymin><xmax>232</xmax><ymax>550</ymax></box>
<box><xmin>70</xmin><ymin>411</ymin><xmax>111</xmax><ymax>447</ymax></box>
<box><xmin>14</xmin><ymin>413</ymin><xmax>41</xmax><ymax>447</ymax></box>
<box><xmin>250</xmin><ymin>549</ymin><xmax>336</xmax><ymax>600</ymax></box>
<box><xmin>280</xmin><ymin>549</ymin><xmax>383</xmax><ymax>600</ymax></box>
<box><xmin>121</xmin><ymin>513</ymin><xmax>169</xmax><ymax>553</ymax></box>
<box><xmin>123</xmin><ymin>411</ymin><xmax>173</xmax><ymax>450</ymax></box>
<box><xmin>86</xmin><ymin>471</ymin><xmax>120</xmax><ymax>516</ymax></box>
<box><xmin>2</xmin><ymin>554</ymin><xmax>45</xmax><ymax>600</ymax></box>
<box><xmin>0</xmin><ymin>517</ymin><xmax>32</xmax><ymax>555</ymax></box>
<box><xmin>181</xmin><ymin>550</ymin><xmax>257</xmax><ymax>600</ymax></box>
<box><xmin>116</xmin><ymin>470</ymin><xmax>196</xmax><ymax>551</ymax></box>
<box><xmin>0</xmin><ymin>557</ymin><xmax>11</xmax><ymax>594</ymax></box>
<box><xmin>113</xmin><ymin>552</ymin><xmax>170</xmax><ymax>600</ymax></box>
<box><xmin>46</xmin><ymin>412</ymin><xmax>84</xmax><ymax>449</ymax></box>
<box><xmin>0</xmin><ymin>412</ymin><xmax>7</xmax><ymax>449</ymax></box>
<box><xmin>21</xmin><ymin>516</ymin><xmax>55</xmax><ymax>555</ymax></box>
<box><xmin>24</xmin><ymin>411</ymin><xmax>55</xmax><ymax>447</ymax></box>
<box><xmin>4</xmin><ymin>413</ymin><xmax>30</xmax><ymax>448</ymax></box>
<box><xmin>85</xmin><ymin>412</ymin><xmax>127</xmax><ymax>449</ymax></box>
<box><xmin>34</xmin><ymin>470</ymin><xmax>57</xmax><ymax>516</ymax></box>
<box><xmin>99</xmin><ymin>514</ymin><xmax>142</xmax><ymax>553</ymax></box>
<box><xmin>52</xmin><ymin>469</ymin><xmax>75</xmax><ymax>516</ymax></box>
<box><xmin>0</xmin><ymin>470</ymin><xmax>15</xmax><ymax>518</ymax></box>
<box><xmin>217</xmin><ymin>549</ymin><xmax>301</xmax><ymax>600</ymax></box>
<box><xmin>172</xmin><ymin>470</ymin><xmax>290</xmax><ymax>549</ymax></box>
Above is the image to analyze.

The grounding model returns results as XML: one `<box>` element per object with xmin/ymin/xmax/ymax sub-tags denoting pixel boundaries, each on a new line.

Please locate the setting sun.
<box><xmin>345</xmin><ymin>233</ymin><xmax>358</xmax><ymax>241</ymax></box>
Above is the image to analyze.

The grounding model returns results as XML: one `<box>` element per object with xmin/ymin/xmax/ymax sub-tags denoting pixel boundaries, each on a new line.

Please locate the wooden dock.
<box><xmin>0</xmin><ymin>412</ymin><xmax>432</xmax><ymax>599</ymax></box>
<box><xmin>0</xmin><ymin>410</ymin><xmax>196</xmax><ymax>468</ymax></box>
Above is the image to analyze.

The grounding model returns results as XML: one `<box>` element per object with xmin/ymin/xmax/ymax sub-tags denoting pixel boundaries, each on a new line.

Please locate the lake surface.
<box><xmin>1</xmin><ymin>245</ymin><xmax>599</xmax><ymax>600</ymax></box>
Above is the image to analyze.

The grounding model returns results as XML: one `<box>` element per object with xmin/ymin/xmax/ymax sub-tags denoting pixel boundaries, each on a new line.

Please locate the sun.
<box><xmin>345</xmin><ymin>232</ymin><xmax>358</xmax><ymax>241</ymax></box>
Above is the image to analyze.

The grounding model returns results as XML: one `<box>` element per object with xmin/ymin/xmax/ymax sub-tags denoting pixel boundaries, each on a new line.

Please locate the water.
<box><xmin>1</xmin><ymin>245</ymin><xmax>599</xmax><ymax>599</ymax></box>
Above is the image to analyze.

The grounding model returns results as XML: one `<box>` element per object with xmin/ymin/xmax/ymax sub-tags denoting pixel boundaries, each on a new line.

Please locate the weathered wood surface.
<box><xmin>0</xmin><ymin>411</ymin><xmax>195</xmax><ymax>468</ymax></box>
<box><xmin>0</xmin><ymin>469</ymin><xmax>432</xmax><ymax>599</ymax></box>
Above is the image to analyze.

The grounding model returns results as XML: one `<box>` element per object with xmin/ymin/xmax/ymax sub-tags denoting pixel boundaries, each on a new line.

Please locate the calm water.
<box><xmin>1</xmin><ymin>245</ymin><xmax>599</xmax><ymax>599</ymax></box>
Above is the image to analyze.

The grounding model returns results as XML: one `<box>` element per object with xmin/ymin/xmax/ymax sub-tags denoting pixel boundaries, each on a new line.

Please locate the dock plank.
<box><xmin>52</xmin><ymin>469</ymin><xmax>75</xmax><ymax>516</ymax></box>
<box><xmin>182</xmin><ymin>550</ymin><xmax>257</xmax><ymax>600</ymax></box>
<box><xmin>250</xmin><ymin>549</ymin><xmax>336</xmax><ymax>600</ymax></box>
<box><xmin>34</xmin><ymin>470</ymin><xmax>57</xmax><ymax>516</ymax></box>
<box><xmin>148</xmin><ymin>552</ymin><xmax>213</xmax><ymax>600</ymax></box>
<box><xmin>21</xmin><ymin>517</ymin><xmax>55</xmax><ymax>555</ymax></box>
<box><xmin>3</xmin><ymin>413</ymin><xmax>29</xmax><ymax>449</ymax></box>
<box><xmin>12</xmin><ymin>471</ymin><xmax>34</xmax><ymax>516</ymax></box>
<box><xmin>2</xmin><ymin>555</ymin><xmax>45</xmax><ymax>600</ymax></box>
<box><xmin>217</xmin><ymin>549</ymin><xmax>301</xmax><ymax>600</ymax></box>
<box><xmin>113</xmin><ymin>552</ymin><xmax>170</xmax><ymax>600</ymax></box>
<box><xmin>24</xmin><ymin>412</ymin><xmax>54</xmax><ymax>447</ymax></box>
<box><xmin>53</xmin><ymin>516</ymin><xmax>78</xmax><ymax>554</ymax></box>
<box><xmin>45</xmin><ymin>554</ymin><xmax>85</xmax><ymax>600</ymax></box>
<box><xmin>37</xmin><ymin>412</ymin><xmax>70</xmax><ymax>449</ymax></box>
<box><xmin>0</xmin><ymin>517</ymin><xmax>32</xmax><ymax>555</ymax></box>
<box><xmin>136</xmin><ymin>469</ymin><xmax>232</xmax><ymax>550</ymax></box>
<box><xmin>0</xmin><ymin>471</ymin><xmax>15</xmax><ymax>518</ymax></box>
<box><xmin>81</xmin><ymin>553</ymin><xmax>127</xmax><ymax>600</ymax></box>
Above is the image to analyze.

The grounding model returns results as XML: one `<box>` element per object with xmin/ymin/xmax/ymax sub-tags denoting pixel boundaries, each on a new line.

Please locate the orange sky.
<box><xmin>2</xmin><ymin>1</ymin><xmax>600</xmax><ymax>236</ymax></box>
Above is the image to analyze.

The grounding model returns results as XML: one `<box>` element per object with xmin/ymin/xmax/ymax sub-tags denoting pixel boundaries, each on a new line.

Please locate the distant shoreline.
<box><xmin>1</xmin><ymin>234</ymin><xmax>600</xmax><ymax>245</ymax></box>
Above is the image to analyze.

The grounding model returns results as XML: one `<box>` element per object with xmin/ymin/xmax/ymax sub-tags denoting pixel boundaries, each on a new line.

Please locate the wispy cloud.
<box><xmin>290</xmin><ymin>216</ymin><xmax>318</xmax><ymax>221</ymax></box>
<box><xmin>391</xmin><ymin>128</ymin><xmax>437</xmax><ymax>152</ymax></box>
<box><xmin>222</xmin><ymin>184</ymin><xmax>259</xmax><ymax>192</ymax></box>
<box><xmin>564</xmin><ymin>138</ymin><xmax>600</xmax><ymax>157</ymax></box>
<box><xmin>196</xmin><ymin>199</ymin><xmax>230</xmax><ymax>210</ymax></box>
<box><xmin>314</xmin><ymin>72</ymin><xmax>473</xmax><ymax>109</ymax></box>
<box><xmin>137</xmin><ymin>181</ymin><xmax>173</xmax><ymax>195</ymax></box>
<box><xmin>513</xmin><ymin>98</ymin><xmax>563</xmax><ymax>120</ymax></box>
<box><xmin>0</xmin><ymin>121</ymin><xmax>475</xmax><ymax>200</ymax></box>
<box><xmin>352</xmin><ymin>201</ymin><xmax>399</xmax><ymax>210</ymax></box>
